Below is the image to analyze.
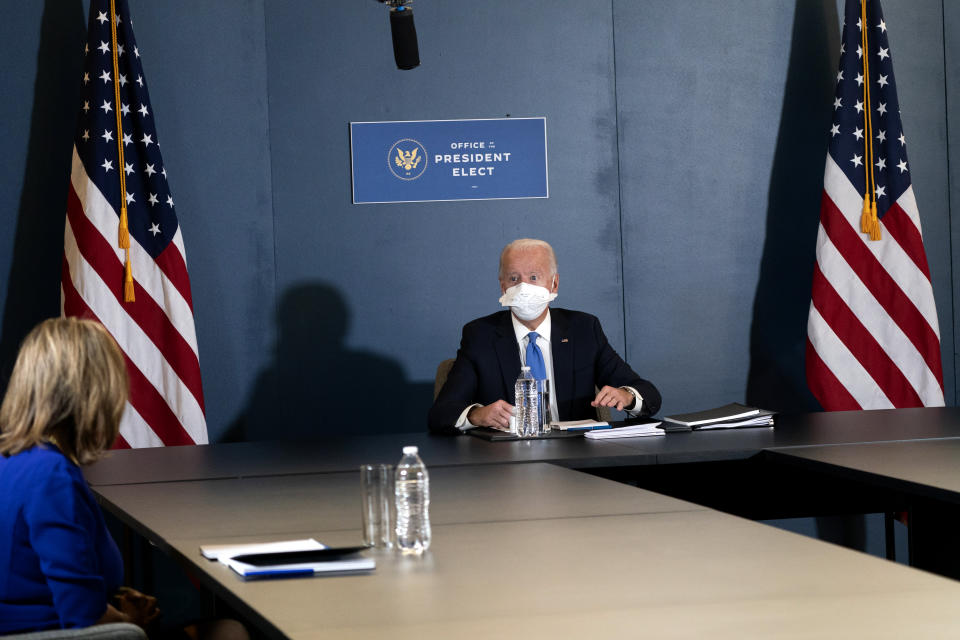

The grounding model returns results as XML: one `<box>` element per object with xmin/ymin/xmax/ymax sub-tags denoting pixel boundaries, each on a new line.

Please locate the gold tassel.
<box><xmin>123</xmin><ymin>253</ymin><xmax>135</xmax><ymax>302</ymax></box>
<box><xmin>861</xmin><ymin>195</ymin><xmax>872</xmax><ymax>234</ymax></box>
<box><xmin>118</xmin><ymin>205</ymin><xmax>130</xmax><ymax>250</ymax></box>
<box><xmin>869</xmin><ymin>201</ymin><xmax>881</xmax><ymax>241</ymax></box>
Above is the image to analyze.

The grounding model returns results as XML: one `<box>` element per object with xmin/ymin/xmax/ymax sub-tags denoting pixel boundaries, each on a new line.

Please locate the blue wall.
<box><xmin>0</xmin><ymin>1</ymin><xmax>956</xmax><ymax>441</ymax></box>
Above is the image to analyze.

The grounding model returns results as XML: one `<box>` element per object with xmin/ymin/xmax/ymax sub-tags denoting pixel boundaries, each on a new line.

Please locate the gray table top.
<box><xmin>85</xmin><ymin>432</ymin><xmax>651</xmax><ymax>486</ymax></box>
<box><xmin>143</xmin><ymin>482</ymin><xmax>960</xmax><ymax>639</ymax></box>
<box><xmin>85</xmin><ymin>407</ymin><xmax>960</xmax><ymax>486</ymax></box>
<box><xmin>767</xmin><ymin>438</ymin><xmax>960</xmax><ymax>503</ymax></box>
<box><xmin>94</xmin><ymin>463</ymin><xmax>706</xmax><ymax>544</ymax></box>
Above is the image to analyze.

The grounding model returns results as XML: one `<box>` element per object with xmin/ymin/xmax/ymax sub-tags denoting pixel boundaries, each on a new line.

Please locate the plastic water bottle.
<box><xmin>395</xmin><ymin>446</ymin><xmax>431</xmax><ymax>554</ymax></box>
<box><xmin>514</xmin><ymin>366</ymin><xmax>539</xmax><ymax>437</ymax></box>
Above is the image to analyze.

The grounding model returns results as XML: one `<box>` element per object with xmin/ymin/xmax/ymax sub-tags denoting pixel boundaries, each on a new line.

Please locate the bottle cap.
<box><xmin>402</xmin><ymin>445</ymin><xmax>419</xmax><ymax>455</ymax></box>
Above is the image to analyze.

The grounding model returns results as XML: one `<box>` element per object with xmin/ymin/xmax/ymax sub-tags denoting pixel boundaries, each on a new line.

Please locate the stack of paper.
<box><xmin>200</xmin><ymin>538</ymin><xmax>375</xmax><ymax>579</ymax></box>
<box><xmin>663</xmin><ymin>403</ymin><xmax>775</xmax><ymax>430</ymax></box>
<box><xmin>584</xmin><ymin>422</ymin><xmax>664</xmax><ymax>440</ymax></box>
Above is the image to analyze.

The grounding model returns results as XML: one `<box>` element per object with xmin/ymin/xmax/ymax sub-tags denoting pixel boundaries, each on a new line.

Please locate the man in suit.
<box><xmin>429</xmin><ymin>238</ymin><xmax>660</xmax><ymax>434</ymax></box>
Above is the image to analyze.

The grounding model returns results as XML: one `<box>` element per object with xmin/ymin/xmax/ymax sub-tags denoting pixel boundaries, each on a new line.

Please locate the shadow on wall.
<box><xmin>745</xmin><ymin>0</ymin><xmax>839</xmax><ymax>413</ymax></box>
<box><xmin>225</xmin><ymin>282</ymin><xmax>434</xmax><ymax>441</ymax></box>
<box><xmin>0</xmin><ymin>0</ymin><xmax>85</xmax><ymax>390</ymax></box>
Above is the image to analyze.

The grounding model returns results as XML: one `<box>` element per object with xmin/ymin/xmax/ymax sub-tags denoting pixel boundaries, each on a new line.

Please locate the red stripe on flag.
<box><xmin>882</xmin><ymin>202</ymin><xmax>933</xmax><ymax>281</ymax></box>
<box><xmin>66</xmin><ymin>185</ymin><xmax>206</xmax><ymax>412</ymax></box>
<box><xmin>805</xmin><ymin>338</ymin><xmax>861</xmax><ymax>410</ymax></box>
<box><xmin>113</xmin><ymin>435</ymin><xmax>131</xmax><ymax>449</ymax></box>
<box><xmin>819</xmin><ymin>192</ymin><xmax>944</xmax><ymax>387</ymax></box>
<box><xmin>61</xmin><ymin>253</ymin><xmax>197</xmax><ymax>447</ymax></box>
<box><xmin>810</xmin><ymin>264</ymin><xmax>923</xmax><ymax>407</ymax></box>
<box><xmin>154</xmin><ymin>242</ymin><xmax>195</xmax><ymax>311</ymax></box>
<box><xmin>121</xmin><ymin>351</ymin><xmax>197</xmax><ymax>446</ymax></box>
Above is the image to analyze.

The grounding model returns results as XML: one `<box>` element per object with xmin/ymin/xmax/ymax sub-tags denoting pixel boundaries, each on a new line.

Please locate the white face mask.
<box><xmin>499</xmin><ymin>282</ymin><xmax>558</xmax><ymax>321</ymax></box>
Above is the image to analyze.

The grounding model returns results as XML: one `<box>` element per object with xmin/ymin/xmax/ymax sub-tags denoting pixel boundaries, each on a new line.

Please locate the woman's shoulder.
<box><xmin>2</xmin><ymin>444</ymin><xmax>79</xmax><ymax>481</ymax></box>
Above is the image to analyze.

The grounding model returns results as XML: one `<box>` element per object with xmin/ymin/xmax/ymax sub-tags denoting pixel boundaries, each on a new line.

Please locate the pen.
<box><xmin>243</xmin><ymin>568</ymin><xmax>317</xmax><ymax>578</ymax></box>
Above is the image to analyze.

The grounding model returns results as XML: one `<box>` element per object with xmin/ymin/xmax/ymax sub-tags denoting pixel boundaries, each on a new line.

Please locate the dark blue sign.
<box><xmin>350</xmin><ymin>118</ymin><xmax>548</xmax><ymax>204</ymax></box>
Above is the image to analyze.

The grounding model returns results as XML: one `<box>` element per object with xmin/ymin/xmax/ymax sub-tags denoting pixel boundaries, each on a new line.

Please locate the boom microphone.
<box><xmin>378</xmin><ymin>0</ymin><xmax>420</xmax><ymax>70</ymax></box>
<box><xmin>389</xmin><ymin>5</ymin><xmax>420</xmax><ymax>70</ymax></box>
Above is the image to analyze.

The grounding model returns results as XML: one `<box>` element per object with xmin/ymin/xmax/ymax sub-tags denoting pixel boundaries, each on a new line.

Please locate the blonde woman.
<box><xmin>0</xmin><ymin>320</ymin><xmax>180</xmax><ymax>637</ymax></box>
<box><xmin>0</xmin><ymin>319</ymin><xmax>248</xmax><ymax>640</ymax></box>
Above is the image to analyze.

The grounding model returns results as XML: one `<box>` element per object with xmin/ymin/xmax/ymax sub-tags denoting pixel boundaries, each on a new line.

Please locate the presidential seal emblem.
<box><xmin>388</xmin><ymin>138</ymin><xmax>428</xmax><ymax>180</ymax></box>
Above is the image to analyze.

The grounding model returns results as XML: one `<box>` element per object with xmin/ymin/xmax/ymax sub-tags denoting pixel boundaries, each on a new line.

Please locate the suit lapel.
<box><xmin>494</xmin><ymin>311</ymin><xmax>522</xmax><ymax>400</ymax></box>
<box><xmin>550</xmin><ymin>309</ymin><xmax>574</xmax><ymax>419</ymax></box>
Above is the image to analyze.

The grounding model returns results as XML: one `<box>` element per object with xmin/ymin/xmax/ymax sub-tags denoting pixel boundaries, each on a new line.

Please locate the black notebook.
<box><xmin>663</xmin><ymin>403</ymin><xmax>762</xmax><ymax>428</ymax></box>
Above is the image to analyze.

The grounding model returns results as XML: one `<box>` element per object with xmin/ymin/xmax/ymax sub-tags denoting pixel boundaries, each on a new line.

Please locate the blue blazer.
<box><xmin>429</xmin><ymin>308</ymin><xmax>661</xmax><ymax>434</ymax></box>
<box><xmin>0</xmin><ymin>445</ymin><xmax>123</xmax><ymax>633</ymax></box>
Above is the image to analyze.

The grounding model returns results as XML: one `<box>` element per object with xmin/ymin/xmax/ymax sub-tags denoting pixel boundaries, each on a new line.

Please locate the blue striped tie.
<box><xmin>525</xmin><ymin>332</ymin><xmax>547</xmax><ymax>381</ymax></box>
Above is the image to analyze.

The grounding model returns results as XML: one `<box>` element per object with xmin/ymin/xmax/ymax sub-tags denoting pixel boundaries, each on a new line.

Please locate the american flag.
<box><xmin>806</xmin><ymin>0</ymin><xmax>944</xmax><ymax>410</ymax></box>
<box><xmin>63</xmin><ymin>0</ymin><xmax>208</xmax><ymax>446</ymax></box>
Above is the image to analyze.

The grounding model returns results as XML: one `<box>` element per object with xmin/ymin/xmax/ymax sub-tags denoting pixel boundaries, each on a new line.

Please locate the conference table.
<box><xmin>85</xmin><ymin>406</ymin><xmax>960</xmax><ymax>485</ymax></box>
<box><xmin>766</xmin><ymin>438</ymin><xmax>960</xmax><ymax>579</ymax></box>
<box><xmin>86</xmin><ymin>408</ymin><xmax>960</xmax><ymax>638</ymax></box>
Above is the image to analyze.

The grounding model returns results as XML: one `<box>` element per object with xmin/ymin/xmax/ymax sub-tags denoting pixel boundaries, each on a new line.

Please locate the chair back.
<box><xmin>595</xmin><ymin>405</ymin><xmax>613</xmax><ymax>422</ymax></box>
<box><xmin>595</xmin><ymin>387</ymin><xmax>613</xmax><ymax>422</ymax></box>
<box><xmin>434</xmin><ymin>358</ymin><xmax>456</xmax><ymax>400</ymax></box>
<box><xmin>1</xmin><ymin>623</ymin><xmax>147</xmax><ymax>640</ymax></box>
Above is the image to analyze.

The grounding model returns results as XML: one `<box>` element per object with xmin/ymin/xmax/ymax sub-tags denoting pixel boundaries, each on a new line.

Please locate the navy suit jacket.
<box><xmin>428</xmin><ymin>308</ymin><xmax>661</xmax><ymax>434</ymax></box>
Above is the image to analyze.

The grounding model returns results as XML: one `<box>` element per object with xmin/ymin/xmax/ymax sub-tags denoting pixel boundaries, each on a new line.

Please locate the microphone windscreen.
<box><xmin>389</xmin><ymin>7</ymin><xmax>420</xmax><ymax>70</ymax></box>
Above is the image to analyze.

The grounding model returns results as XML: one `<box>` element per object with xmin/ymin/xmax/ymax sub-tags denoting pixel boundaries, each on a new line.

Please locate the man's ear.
<box><xmin>551</xmin><ymin>274</ymin><xmax>559</xmax><ymax>293</ymax></box>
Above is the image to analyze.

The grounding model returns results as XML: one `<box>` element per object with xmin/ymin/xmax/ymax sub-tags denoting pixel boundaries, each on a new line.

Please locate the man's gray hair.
<box><xmin>498</xmin><ymin>238</ymin><xmax>558</xmax><ymax>278</ymax></box>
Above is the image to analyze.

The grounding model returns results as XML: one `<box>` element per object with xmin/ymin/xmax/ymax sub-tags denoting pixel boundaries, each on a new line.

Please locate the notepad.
<box><xmin>200</xmin><ymin>538</ymin><xmax>324</xmax><ymax>561</ymax></box>
<box><xmin>199</xmin><ymin>538</ymin><xmax>375</xmax><ymax>579</ymax></box>
<box><xmin>584</xmin><ymin>422</ymin><xmax>663</xmax><ymax>439</ymax></box>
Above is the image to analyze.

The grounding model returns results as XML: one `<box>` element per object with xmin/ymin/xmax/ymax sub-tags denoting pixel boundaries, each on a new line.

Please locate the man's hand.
<box><xmin>591</xmin><ymin>386</ymin><xmax>635</xmax><ymax>412</ymax></box>
<box><xmin>468</xmin><ymin>400</ymin><xmax>515</xmax><ymax>431</ymax></box>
